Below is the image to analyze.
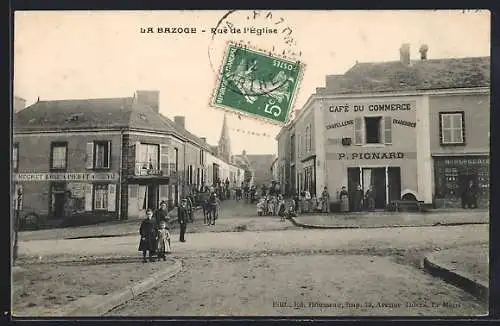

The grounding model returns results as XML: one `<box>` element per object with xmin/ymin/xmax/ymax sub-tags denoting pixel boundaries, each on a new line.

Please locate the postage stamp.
<box><xmin>211</xmin><ymin>42</ymin><xmax>303</xmax><ymax>125</ymax></box>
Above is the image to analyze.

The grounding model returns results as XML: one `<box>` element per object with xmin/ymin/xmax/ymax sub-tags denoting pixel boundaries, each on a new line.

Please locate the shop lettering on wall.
<box><xmin>14</xmin><ymin>172</ymin><xmax>119</xmax><ymax>182</ymax></box>
<box><xmin>443</xmin><ymin>158</ymin><xmax>489</xmax><ymax>165</ymax></box>
<box><xmin>393</xmin><ymin>119</ymin><xmax>416</xmax><ymax>128</ymax></box>
<box><xmin>329</xmin><ymin>103</ymin><xmax>413</xmax><ymax>113</ymax></box>
<box><xmin>326</xmin><ymin>120</ymin><xmax>354</xmax><ymax>129</ymax></box>
<box><xmin>338</xmin><ymin>152</ymin><xmax>405</xmax><ymax>160</ymax></box>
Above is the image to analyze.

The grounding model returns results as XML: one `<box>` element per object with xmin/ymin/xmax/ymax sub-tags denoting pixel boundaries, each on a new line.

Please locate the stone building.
<box><xmin>277</xmin><ymin>44</ymin><xmax>489</xmax><ymax>209</ymax></box>
<box><xmin>12</xmin><ymin>90</ymin><xmax>244</xmax><ymax>224</ymax></box>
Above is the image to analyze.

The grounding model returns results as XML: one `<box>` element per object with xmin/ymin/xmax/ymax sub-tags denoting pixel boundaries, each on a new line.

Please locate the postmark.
<box><xmin>211</xmin><ymin>42</ymin><xmax>303</xmax><ymax>125</ymax></box>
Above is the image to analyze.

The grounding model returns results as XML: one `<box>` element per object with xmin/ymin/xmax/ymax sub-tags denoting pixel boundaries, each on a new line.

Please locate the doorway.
<box><xmin>388</xmin><ymin>167</ymin><xmax>402</xmax><ymax>202</ymax></box>
<box><xmin>138</xmin><ymin>184</ymin><xmax>159</xmax><ymax>216</ymax></box>
<box><xmin>361</xmin><ymin>167</ymin><xmax>386</xmax><ymax>209</ymax></box>
<box><xmin>347</xmin><ymin>167</ymin><xmax>361</xmax><ymax>211</ymax></box>
<box><xmin>53</xmin><ymin>193</ymin><xmax>65</xmax><ymax>220</ymax></box>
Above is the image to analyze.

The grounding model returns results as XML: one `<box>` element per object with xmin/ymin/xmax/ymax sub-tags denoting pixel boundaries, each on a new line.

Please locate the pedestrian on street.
<box><xmin>339</xmin><ymin>186</ymin><xmax>349</xmax><ymax>213</ymax></box>
<box><xmin>178</xmin><ymin>199</ymin><xmax>189</xmax><ymax>242</ymax></box>
<box><xmin>354</xmin><ymin>184</ymin><xmax>364</xmax><ymax>212</ymax></box>
<box><xmin>156</xmin><ymin>221</ymin><xmax>171</xmax><ymax>260</ymax></box>
<box><xmin>365</xmin><ymin>186</ymin><xmax>376</xmax><ymax>211</ymax></box>
<box><xmin>462</xmin><ymin>180</ymin><xmax>478</xmax><ymax>209</ymax></box>
<box><xmin>138</xmin><ymin>209</ymin><xmax>158</xmax><ymax>263</ymax></box>
<box><xmin>155</xmin><ymin>201</ymin><xmax>170</xmax><ymax>226</ymax></box>
<box><xmin>321</xmin><ymin>186</ymin><xmax>330</xmax><ymax>213</ymax></box>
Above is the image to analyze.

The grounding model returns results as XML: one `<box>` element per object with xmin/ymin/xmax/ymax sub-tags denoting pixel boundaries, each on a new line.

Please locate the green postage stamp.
<box><xmin>211</xmin><ymin>42</ymin><xmax>303</xmax><ymax>125</ymax></box>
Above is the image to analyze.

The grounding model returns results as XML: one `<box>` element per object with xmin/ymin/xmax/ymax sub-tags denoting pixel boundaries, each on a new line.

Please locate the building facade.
<box><xmin>277</xmin><ymin>45</ymin><xmax>490</xmax><ymax>209</ymax></box>
<box><xmin>13</xmin><ymin>90</ymin><xmax>245</xmax><ymax>224</ymax></box>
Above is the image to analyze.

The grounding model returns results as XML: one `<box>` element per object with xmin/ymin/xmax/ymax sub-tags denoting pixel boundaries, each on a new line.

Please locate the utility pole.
<box><xmin>13</xmin><ymin>187</ymin><xmax>22</xmax><ymax>264</ymax></box>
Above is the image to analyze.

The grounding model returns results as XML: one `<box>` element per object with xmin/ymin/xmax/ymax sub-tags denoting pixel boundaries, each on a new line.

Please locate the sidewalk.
<box><xmin>423</xmin><ymin>244</ymin><xmax>489</xmax><ymax>302</ymax></box>
<box><xmin>12</xmin><ymin>256</ymin><xmax>181</xmax><ymax>317</ymax></box>
<box><xmin>290</xmin><ymin>210</ymin><xmax>488</xmax><ymax>229</ymax></box>
<box><xmin>19</xmin><ymin>200</ymin><xmax>258</xmax><ymax>242</ymax></box>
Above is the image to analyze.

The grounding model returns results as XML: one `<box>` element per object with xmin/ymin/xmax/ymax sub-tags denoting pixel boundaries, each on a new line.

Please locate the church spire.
<box><xmin>217</xmin><ymin>114</ymin><xmax>231</xmax><ymax>161</ymax></box>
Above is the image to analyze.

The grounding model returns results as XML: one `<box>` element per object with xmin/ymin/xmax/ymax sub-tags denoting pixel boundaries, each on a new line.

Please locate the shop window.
<box><xmin>443</xmin><ymin>167</ymin><xmax>460</xmax><ymax>196</ymax></box>
<box><xmin>365</xmin><ymin>117</ymin><xmax>382</xmax><ymax>144</ymax></box>
<box><xmin>51</xmin><ymin>142</ymin><xmax>68</xmax><ymax>170</ymax></box>
<box><xmin>440</xmin><ymin>112</ymin><xmax>465</xmax><ymax>145</ymax></box>
<box><xmin>13</xmin><ymin>143</ymin><xmax>19</xmax><ymax>172</ymax></box>
<box><xmin>94</xmin><ymin>184</ymin><xmax>109</xmax><ymax>210</ymax></box>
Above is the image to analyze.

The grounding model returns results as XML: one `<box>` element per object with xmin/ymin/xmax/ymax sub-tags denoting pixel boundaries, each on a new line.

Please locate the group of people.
<box><xmin>297</xmin><ymin>186</ymin><xmax>331</xmax><ymax>214</ymax></box>
<box><xmin>256</xmin><ymin>194</ymin><xmax>297</xmax><ymax>221</ymax></box>
<box><xmin>138</xmin><ymin>199</ymin><xmax>191</xmax><ymax>263</ymax></box>
<box><xmin>337</xmin><ymin>184</ymin><xmax>377</xmax><ymax>212</ymax></box>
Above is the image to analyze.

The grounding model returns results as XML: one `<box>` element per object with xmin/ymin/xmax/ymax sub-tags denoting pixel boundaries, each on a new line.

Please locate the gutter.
<box><xmin>118</xmin><ymin>129</ymin><xmax>124</xmax><ymax>220</ymax></box>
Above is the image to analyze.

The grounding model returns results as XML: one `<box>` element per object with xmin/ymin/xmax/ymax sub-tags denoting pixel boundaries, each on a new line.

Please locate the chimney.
<box><xmin>419</xmin><ymin>44</ymin><xmax>429</xmax><ymax>60</ymax></box>
<box><xmin>13</xmin><ymin>96</ymin><xmax>26</xmax><ymax>113</ymax></box>
<box><xmin>174</xmin><ymin>116</ymin><xmax>186</xmax><ymax>129</ymax></box>
<box><xmin>135</xmin><ymin>90</ymin><xmax>159</xmax><ymax>113</ymax></box>
<box><xmin>200</xmin><ymin>137</ymin><xmax>207</xmax><ymax>143</ymax></box>
<box><xmin>399</xmin><ymin>43</ymin><xmax>411</xmax><ymax>66</ymax></box>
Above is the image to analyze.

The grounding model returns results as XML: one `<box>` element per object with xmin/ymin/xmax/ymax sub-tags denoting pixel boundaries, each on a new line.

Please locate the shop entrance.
<box><xmin>348</xmin><ymin>167</ymin><xmax>401</xmax><ymax>210</ymax></box>
<box><xmin>138</xmin><ymin>184</ymin><xmax>159</xmax><ymax>216</ymax></box>
<box><xmin>53</xmin><ymin>192</ymin><xmax>66</xmax><ymax>220</ymax></box>
<box><xmin>50</xmin><ymin>182</ymin><xmax>68</xmax><ymax>220</ymax></box>
<box><xmin>362</xmin><ymin>168</ymin><xmax>386</xmax><ymax>209</ymax></box>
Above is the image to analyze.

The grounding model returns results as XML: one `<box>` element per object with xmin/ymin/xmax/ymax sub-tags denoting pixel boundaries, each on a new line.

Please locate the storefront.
<box><xmin>13</xmin><ymin>172</ymin><xmax>119</xmax><ymax>220</ymax></box>
<box><xmin>433</xmin><ymin>156</ymin><xmax>490</xmax><ymax>208</ymax></box>
<box><xmin>126</xmin><ymin>175</ymin><xmax>171</xmax><ymax>218</ymax></box>
<box><xmin>321</xmin><ymin>97</ymin><xmax>426</xmax><ymax>209</ymax></box>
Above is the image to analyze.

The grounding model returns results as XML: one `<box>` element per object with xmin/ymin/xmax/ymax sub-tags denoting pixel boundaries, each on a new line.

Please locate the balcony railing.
<box><xmin>135</xmin><ymin>162</ymin><xmax>163</xmax><ymax>176</ymax></box>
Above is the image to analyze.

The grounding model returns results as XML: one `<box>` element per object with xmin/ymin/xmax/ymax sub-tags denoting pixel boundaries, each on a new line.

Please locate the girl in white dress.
<box><xmin>156</xmin><ymin>221</ymin><xmax>171</xmax><ymax>260</ymax></box>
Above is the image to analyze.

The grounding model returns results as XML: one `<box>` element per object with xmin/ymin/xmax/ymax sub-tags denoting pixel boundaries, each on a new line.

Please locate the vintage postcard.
<box><xmin>11</xmin><ymin>10</ymin><xmax>490</xmax><ymax>318</ymax></box>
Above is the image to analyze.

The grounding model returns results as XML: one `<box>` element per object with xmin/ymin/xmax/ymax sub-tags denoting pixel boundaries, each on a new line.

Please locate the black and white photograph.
<box><xmin>11</xmin><ymin>10</ymin><xmax>490</xmax><ymax>317</ymax></box>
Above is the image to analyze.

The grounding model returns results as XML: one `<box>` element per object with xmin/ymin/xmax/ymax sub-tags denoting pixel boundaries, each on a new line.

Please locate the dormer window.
<box><xmin>66</xmin><ymin>113</ymin><xmax>84</xmax><ymax>122</ymax></box>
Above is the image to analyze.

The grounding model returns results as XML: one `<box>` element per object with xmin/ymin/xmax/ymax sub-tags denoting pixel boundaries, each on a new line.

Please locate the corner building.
<box><xmin>278</xmin><ymin>44</ymin><xmax>489</xmax><ymax>209</ymax></box>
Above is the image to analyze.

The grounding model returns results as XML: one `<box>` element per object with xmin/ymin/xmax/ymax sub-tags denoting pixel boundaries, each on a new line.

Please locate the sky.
<box><xmin>14</xmin><ymin>10</ymin><xmax>490</xmax><ymax>155</ymax></box>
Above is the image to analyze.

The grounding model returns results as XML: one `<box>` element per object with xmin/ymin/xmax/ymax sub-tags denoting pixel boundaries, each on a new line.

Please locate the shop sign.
<box><xmin>14</xmin><ymin>172</ymin><xmax>119</xmax><ymax>182</ymax></box>
<box><xmin>328</xmin><ymin>103</ymin><xmax>413</xmax><ymax>113</ymax></box>
<box><xmin>338</xmin><ymin>152</ymin><xmax>405</xmax><ymax>160</ymax></box>
<box><xmin>392</xmin><ymin>119</ymin><xmax>416</xmax><ymax>128</ymax></box>
<box><xmin>442</xmin><ymin>158</ymin><xmax>489</xmax><ymax>165</ymax></box>
<box><xmin>326</xmin><ymin>120</ymin><xmax>354</xmax><ymax>129</ymax></box>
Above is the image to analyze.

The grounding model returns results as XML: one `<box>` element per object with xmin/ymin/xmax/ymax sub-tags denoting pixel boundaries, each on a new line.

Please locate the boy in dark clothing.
<box><xmin>138</xmin><ymin>209</ymin><xmax>158</xmax><ymax>263</ymax></box>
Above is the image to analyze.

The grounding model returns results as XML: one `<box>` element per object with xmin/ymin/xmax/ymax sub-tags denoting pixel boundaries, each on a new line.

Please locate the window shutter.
<box><xmin>383</xmin><ymin>116</ymin><xmax>392</xmax><ymax>144</ymax></box>
<box><xmin>106</xmin><ymin>141</ymin><xmax>111</xmax><ymax>168</ymax></box>
<box><xmin>354</xmin><ymin>117</ymin><xmax>363</xmax><ymax>145</ymax></box>
<box><xmin>160</xmin><ymin>144</ymin><xmax>169</xmax><ymax>176</ymax></box>
<box><xmin>86</xmin><ymin>142</ymin><xmax>94</xmax><ymax>169</ymax></box>
<box><xmin>107</xmin><ymin>184</ymin><xmax>116</xmax><ymax>212</ymax></box>
<box><xmin>84</xmin><ymin>184</ymin><xmax>93</xmax><ymax>211</ymax></box>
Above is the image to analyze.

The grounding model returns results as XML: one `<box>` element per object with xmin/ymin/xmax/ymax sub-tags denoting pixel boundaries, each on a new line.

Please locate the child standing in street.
<box><xmin>156</xmin><ymin>221</ymin><xmax>171</xmax><ymax>260</ymax></box>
